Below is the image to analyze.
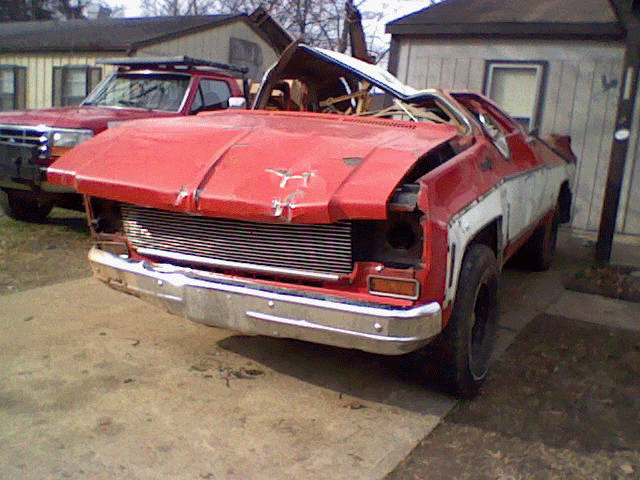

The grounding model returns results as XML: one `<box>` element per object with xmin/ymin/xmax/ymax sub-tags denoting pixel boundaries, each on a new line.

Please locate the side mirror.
<box><xmin>228</xmin><ymin>97</ymin><xmax>247</xmax><ymax>109</ymax></box>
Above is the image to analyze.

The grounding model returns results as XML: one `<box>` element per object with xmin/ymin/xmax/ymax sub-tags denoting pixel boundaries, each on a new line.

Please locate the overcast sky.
<box><xmin>103</xmin><ymin>0</ymin><xmax>426</xmax><ymax>21</ymax></box>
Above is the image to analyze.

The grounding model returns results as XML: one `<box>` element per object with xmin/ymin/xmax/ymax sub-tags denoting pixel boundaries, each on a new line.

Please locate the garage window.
<box><xmin>0</xmin><ymin>66</ymin><xmax>26</xmax><ymax>111</ymax></box>
<box><xmin>483</xmin><ymin>61</ymin><xmax>546</xmax><ymax>132</ymax></box>
<box><xmin>229</xmin><ymin>37</ymin><xmax>263</xmax><ymax>81</ymax></box>
<box><xmin>53</xmin><ymin>65</ymin><xmax>102</xmax><ymax>107</ymax></box>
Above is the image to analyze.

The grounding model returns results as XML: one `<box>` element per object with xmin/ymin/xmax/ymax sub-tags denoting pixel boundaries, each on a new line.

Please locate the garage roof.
<box><xmin>386</xmin><ymin>0</ymin><xmax>625</xmax><ymax>39</ymax></box>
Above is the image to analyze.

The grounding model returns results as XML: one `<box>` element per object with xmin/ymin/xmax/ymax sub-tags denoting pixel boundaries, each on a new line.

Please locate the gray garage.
<box><xmin>386</xmin><ymin>0</ymin><xmax>640</xmax><ymax>238</ymax></box>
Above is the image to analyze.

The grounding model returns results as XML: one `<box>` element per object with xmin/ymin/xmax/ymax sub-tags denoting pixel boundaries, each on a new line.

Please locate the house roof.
<box><xmin>0</xmin><ymin>10</ymin><xmax>292</xmax><ymax>54</ymax></box>
<box><xmin>386</xmin><ymin>0</ymin><xmax>625</xmax><ymax>39</ymax></box>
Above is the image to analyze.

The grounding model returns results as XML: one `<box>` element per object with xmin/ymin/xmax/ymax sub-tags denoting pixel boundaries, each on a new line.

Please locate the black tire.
<box><xmin>437</xmin><ymin>244</ymin><xmax>499</xmax><ymax>399</ymax></box>
<box><xmin>518</xmin><ymin>207</ymin><xmax>559</xmax><ymax>271</ymax></box>
<box><xmin>0</xmin><ymin>189</ymin><xmax>53</xmax><ymax>222</ymax></box>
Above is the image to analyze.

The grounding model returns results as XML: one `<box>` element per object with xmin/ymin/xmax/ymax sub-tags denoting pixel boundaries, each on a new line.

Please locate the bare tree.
<box><xmin>1</xmin><ymin>0</ymin><xmax>122</xmax><ymax>21</ymax></box>
<box><xmin>1</xmin><ymin>0</ymin><xmax>53</xmax><ymax>20</ymax></box>
<box><xmin>141</xmin><ymin>0</ymin><xmax>219</xmax><ymax>16</ymax></box>
<box><xmin>139</xmin><ymin>0</ymin><xmax>444</xmax><ymax>64</ymax></box>
<box><xmin>55</xmin><ymin>0</ymin><xmax>89</xmax><ymax>18</ymax></box>
<box><xmin>139</xmin><ymin>0</ymin><xmax>392</xmax><ymax>62</ymax></box>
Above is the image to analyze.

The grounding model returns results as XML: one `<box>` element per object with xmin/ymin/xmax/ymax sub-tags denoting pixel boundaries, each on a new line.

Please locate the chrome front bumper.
<box><xmin>89</xmin><ymin>247</ymin><xmax>442</xmax><ymax>355</ymax></box>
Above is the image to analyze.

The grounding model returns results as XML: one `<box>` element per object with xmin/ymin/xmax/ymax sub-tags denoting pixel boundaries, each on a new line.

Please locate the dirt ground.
<box><xmin>386</xmin><ymin>314</ymin><xmax>640</xmax><ymax>480</ymax></box>
<box><xmin>0</xmin><ymin>208</ymin><xmax>92</xmax><ymax>295</ymax></box>
<box><xmin>565</xmin><ymin>264</ymin><xmax>640</xmax><ymax>303</ymax></box>
<box><xmin>2</xmin><ymin>209</ymin><xmax>640</xmax><ymax>479</ymax></box>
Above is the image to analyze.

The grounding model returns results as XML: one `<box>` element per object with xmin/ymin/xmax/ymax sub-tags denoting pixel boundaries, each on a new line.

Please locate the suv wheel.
<box><xmin>0</xmin><ymin>189</ymin><xmax>53</xmax><ymax>223</ymax></box>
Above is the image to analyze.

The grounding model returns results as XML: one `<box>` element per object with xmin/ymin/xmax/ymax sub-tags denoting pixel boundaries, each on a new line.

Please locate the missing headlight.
<box><xmin>353</xmin><ymin>212</ymin><xmax>423</xmax><ymax>269</ymax></box>
<box><xmin>387</xmin><ymin>221</ymin><xmax>416</xmax><ymax>250</ymax></box>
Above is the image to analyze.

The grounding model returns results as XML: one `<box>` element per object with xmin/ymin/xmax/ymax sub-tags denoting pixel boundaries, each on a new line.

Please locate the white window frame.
<box><xmin>483</xmin><ymin>61</ymin><xmax>547</xmax><ymax>132</ymax></box>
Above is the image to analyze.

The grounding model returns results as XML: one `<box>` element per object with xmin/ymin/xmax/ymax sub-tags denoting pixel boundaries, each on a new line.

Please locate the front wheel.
<box><xmin>0</xmin><ymin>189</ymin><xmax>53</xmax><ymax>222</ymax></box>
<box><xmin>436</xmin><ymin>244</ymin><xmax>499</xmax><ymax>398</ymax></box>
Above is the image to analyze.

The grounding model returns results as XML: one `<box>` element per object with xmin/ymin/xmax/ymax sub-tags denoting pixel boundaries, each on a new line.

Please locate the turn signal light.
<box><xmin>368</xmin><ymin>275</ymin><xmax>420</xmax><ymax>300</ymax></box>
<box><xmin>50</xmin><ymin>145</ymin><xmax>74</xmax><ymax>157</ymax></box>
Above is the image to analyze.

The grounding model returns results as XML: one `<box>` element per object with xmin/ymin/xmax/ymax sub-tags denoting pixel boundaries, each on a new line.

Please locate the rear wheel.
<box><xmin>517</xmin><ymin>207</ymin><xmax>559</xmax><ymax>271</ymax></box>
<box><xmin>0</xmin><ymin>189</ymin><xmax>53</xmax><ymax>222</ymax></box>
<box><xmin>432</xmin><ymin>244</ymin><xmax>499</xmax><ymax>398</ymax></box>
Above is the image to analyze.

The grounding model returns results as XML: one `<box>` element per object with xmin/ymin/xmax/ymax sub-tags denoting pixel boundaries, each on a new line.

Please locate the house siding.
<box><xmin>137</xmin><ymin>20</ymin><xmax>279</xmax><ymax>81</ymax></box>
<box><xmin>0</xmin><ymin>53</ymin><xmax>119</xmax><ymax>110</ymax></box>
<box><xmin>394</xmin><ymin>37</ymin><xmax>637</xmax><ymax>236</ymax></box>
<box><xmin>0</xmin><ymin>20</ymin><xmax>281</xmax><ymax>111</ymax></box>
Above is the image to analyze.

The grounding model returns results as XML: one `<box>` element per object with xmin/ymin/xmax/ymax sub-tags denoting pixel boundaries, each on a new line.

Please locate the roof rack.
<box><xmin>96</xmin><ymin>56</ymin><xmax>249</xmax><ymax>75</ymax></box>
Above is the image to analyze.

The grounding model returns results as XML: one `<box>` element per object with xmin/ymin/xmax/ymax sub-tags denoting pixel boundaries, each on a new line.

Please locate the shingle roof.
<box><xmin>0</xmin><ymin>14</ymin><xmax>242</xmax><ymax>53</ymax></box>
<box><xmin>386</xmin><ymin>0</ymin><xmax>625</xmax><ymax>39</ymax></box>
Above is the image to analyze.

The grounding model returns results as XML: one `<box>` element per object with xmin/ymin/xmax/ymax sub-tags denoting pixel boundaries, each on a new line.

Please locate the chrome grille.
<box><xmin>0</xmin><ymin>124</ymin><xmax>49</xmax><ymax>157</ymax></box>
<box><xmin>0</xmin><ymin>124</ymin><xmax>48</xmax><ymax>146</ymax></box>
<box><xmin>122</xmin><ymin>205</ymin><xmax>354</xmax><ymax>278</ymax></box>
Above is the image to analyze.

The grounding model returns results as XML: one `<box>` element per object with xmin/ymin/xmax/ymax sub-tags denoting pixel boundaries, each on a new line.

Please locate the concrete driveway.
<box><xmin>2</xmin><ymin>232</ymin><xmax>636</xmax><ymax>480</ymax></box>
<box><xmin>1</xmin><ymin>278</ymin><xmax>455</xmax><ymax>480</ymax></box>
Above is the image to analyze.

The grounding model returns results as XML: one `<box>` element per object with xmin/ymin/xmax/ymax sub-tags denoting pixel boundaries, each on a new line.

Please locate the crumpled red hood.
<box><xmin>49</xmin><ymin>110</ymin><xmax>458</xmax><ymax>223</ymax></box>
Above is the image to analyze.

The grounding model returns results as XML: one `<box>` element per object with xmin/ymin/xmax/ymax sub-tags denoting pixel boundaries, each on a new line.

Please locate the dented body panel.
<box><xmin>51</xmin><ymin>110</ymin><xmax>459</xmax><ymax>223</ymax></box>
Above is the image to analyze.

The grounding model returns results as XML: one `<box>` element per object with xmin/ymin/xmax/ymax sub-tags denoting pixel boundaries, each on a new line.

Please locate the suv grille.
<box><xmin>0</xmin><ymin>124</ymin><xmax>49</xmax><ymax>159</ymax></box>
<box><xmin>122</xmin><ymin>205</ymin><xmax>354</xmax><ymax>280</ymax></box>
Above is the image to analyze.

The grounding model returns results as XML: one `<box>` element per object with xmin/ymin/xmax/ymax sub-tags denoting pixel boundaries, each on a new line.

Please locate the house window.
<box><xmin>0</xmin><ymin>66</ymin><xmax>26</xmax><ymax>111</ymax></box>
<box><xmin>52</xmin><ymin>65</ymin><xmax>102</xmax><ymax>107</ymax></box>
<box><xmin>229</xmin><ymin>37</ymin><xmax>263</xmax><ymax>81</ymax></box>
<box><xmin>484</xmin><ymin>61</ymin><xmax>546</xmax><ymax>131</ymax></box>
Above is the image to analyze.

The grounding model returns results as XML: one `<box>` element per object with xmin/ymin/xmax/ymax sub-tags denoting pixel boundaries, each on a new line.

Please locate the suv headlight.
<box><xmin>51</xmin><ymin>129</ymin><xmax>94</xmax><ymax>154</ymax></box>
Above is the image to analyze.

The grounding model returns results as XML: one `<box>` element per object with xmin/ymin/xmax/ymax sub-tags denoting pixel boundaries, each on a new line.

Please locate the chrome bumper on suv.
<box><xmin>0</xmin><ymin>124</ymin><xmax>48</xmax><ymax>185</ymax></box>
<box><xmin>0</xmin><ymin>124</ymin><xmax>74</xmax><ymax>193</ymax></box>
<box><xmin>89</xmin><ymin>247</ymin><xmax>442</xmax><ymax>355</ymax></box>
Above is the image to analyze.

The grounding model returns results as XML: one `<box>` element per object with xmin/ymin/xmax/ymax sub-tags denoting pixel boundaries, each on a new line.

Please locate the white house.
<box><xmin>0</xmin><ymin>8</ymin><xmax>291</xmax><ymax>110</ymax></box>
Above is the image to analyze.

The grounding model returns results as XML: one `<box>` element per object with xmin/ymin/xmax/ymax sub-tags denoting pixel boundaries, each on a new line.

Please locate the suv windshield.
<box><xmin>84</xmin><ymin>72</ymin><xmax>191</xmax><ymax>112</ymax></box>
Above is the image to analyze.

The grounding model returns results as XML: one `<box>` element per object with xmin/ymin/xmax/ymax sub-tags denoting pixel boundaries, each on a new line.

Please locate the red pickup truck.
<box><xmin>50</xmin><ymin>45</ymin><xmax>576</xmax><ymax>398</ymax></box>
<box><xmin>0</xmin><ymin>56</ymin><xmax>246</xmax><ymax>221</ymax></box>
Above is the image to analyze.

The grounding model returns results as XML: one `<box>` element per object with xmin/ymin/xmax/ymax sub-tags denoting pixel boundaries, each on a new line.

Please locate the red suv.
<box><xmin>0</xmin><ymin>56</ymin><xmax>246</xmax><ymax>221</ymax></box>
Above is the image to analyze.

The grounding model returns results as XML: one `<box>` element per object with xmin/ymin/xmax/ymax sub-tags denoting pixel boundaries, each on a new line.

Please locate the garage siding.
<box><xmin>394</xmin><ymin>38</ymin><xmax>638</xmax><ymax>236</ymax></box>
<box><xmin>137</xmin><ymin>20</ymin><xmax>279</xmax><ymax>82</ymax></box>
<box><xmin>619</xmin><ymin>85</ymin><xmax>640</xmax><ymax>235</ymax></box>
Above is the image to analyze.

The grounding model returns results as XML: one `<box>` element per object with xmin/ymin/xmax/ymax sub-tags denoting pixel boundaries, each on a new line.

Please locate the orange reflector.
<box><xmin>368</xmin><ymin>275</ymin><xmax>420</xmax><ymax>300</ymax></box>
<box><xmin>50</xmin><ymin>146</ymin><xmax>73</xmax><ymax>158</ymax></box>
